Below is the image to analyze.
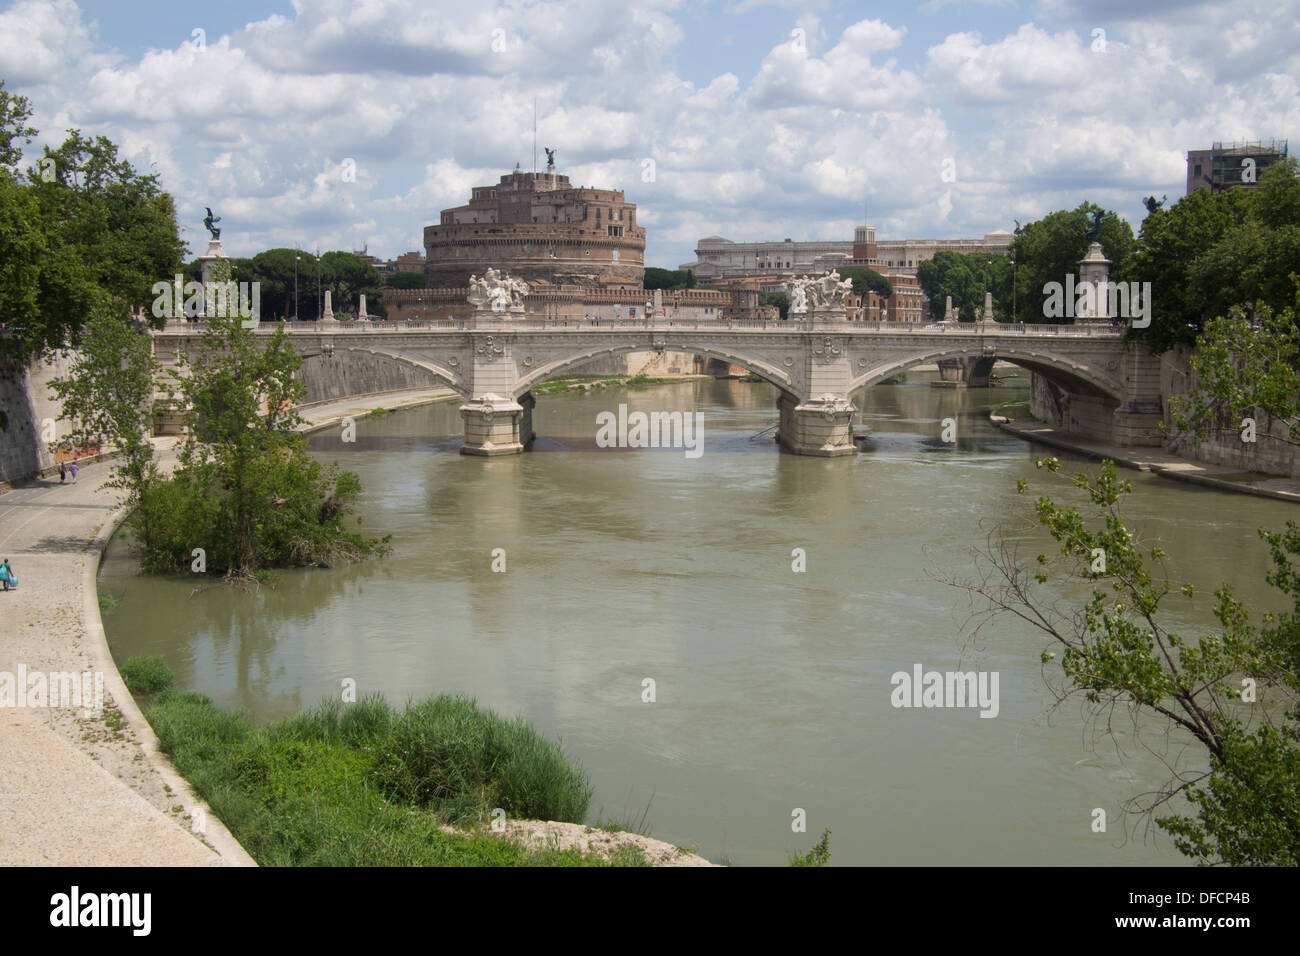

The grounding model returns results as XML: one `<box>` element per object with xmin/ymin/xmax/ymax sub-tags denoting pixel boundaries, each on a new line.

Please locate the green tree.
<box><xmin>1166</xmin><ymin>288</ymin><xmax>1300</xmax><ymax>451</ymax></box>
<box><xmin>0</xmin><ymin>80</ymin><xmax>37</xmax><ymax>169</ymax></box>
<box><xmin>0</xmin><ymin>87</ymin><xmax>184</xmax><ymax>382</ymax></box>
<box><xmin>642</xmin><ymin>267</ymin><xmax>695</xmax><ymax>290</ymax></box>
<box><xmin>320</xmin><ymin>250</ymin><xmax>383</xmax><ymax>318</ymax></box>
<box><xmin>836</xmin><ymin>265</ymin><xmax>892</xmax><ymax>299</ymax></box>
<box><xmin>944</xmin><ymin>457</ymin><xmax>1300</xmax><ymax>864</ymax></box>
<box><xmin>47</xmin><ymin>298</ymin><xmax>160</xmax><ymax>539</ymax></box>
<box><xmin>142</xmin><ymin>309</ymin><xmax>388</xmax><ymax>575</ymax></box>
<box><xmin>28</xmin><ymin>129</ymin><xmax>184</xmax><ymax>329</ymax></box>
<box><xmin>1123</xmin><ymin>189</ymin><xmax>1244</xmax><ymax>351</ymax></box>
<box><xmin>248</xmin><ymin>248</ymin><xmax>299</xmax><ymax>321</ymax></box>
<box><xmin>917</xmin><ymin>251</ymin><xmax>1007</xmax><ymax>322</ymax></box>
<box><xmin>1013</xmin><ymin>203</ymin><xmax>1135</xmax><ymax>325</ymax></box>
<box><xmin>0</xmin><ymin>169</ymin><xmax>47</xmax><ymax>365</ymax></box>
<box><xmin>758</xmin><ymin>290</ymin><xmax>789</xmax><ymax>319</ymax></box>
<box><xmin>385</xmin><ymin>270</ymin><xmax>426</xmax><ymax>289</ymax></box>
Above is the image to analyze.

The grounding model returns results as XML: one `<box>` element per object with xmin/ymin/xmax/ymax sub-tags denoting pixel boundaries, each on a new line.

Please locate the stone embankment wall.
<box><xmin>1159</xmin><ymin>346</ymin><xmax>1300</xmax><ymax>476</ymax></box>
<box><xmin>0</xmin><ymin>353</ymin><xmax>76</xmax><ymax>485</ymax></box>
<box><xmin>1026</xmin><ymin>344</ymin><xmax>1300</xmax><ymax>478</ymax></box>
<box><xmin>295</xmin><ymin>350</ymin><xmax>441</xmax><ymax>404</ymax></box>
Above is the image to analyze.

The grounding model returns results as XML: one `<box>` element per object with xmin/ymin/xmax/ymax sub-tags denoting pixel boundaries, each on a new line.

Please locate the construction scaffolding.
<box><xmin>1208</xmin><ymin>139</ymin><xmax>1289</xmax><ymax>191</ymax></box>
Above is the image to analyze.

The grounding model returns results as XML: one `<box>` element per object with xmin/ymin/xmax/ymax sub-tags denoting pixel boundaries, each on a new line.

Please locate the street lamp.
<box><xmin>294</xmin><ymin>255</ymin><xmax>300</xmax><ymax>322</ymax></box>
<box><xmin>983</xmin><ymin>256</ymin><xmax>992</xmax><ymax>329</ymax></box>
<box><xmin>1011</xmin><ymin>253</ymin><xmax>1017</xmax><ymax>324</ymax></box>
<box><xmin>315</xmin><ymin>251</ymin><xmax>321</xmax><ymax>322</ymax></box>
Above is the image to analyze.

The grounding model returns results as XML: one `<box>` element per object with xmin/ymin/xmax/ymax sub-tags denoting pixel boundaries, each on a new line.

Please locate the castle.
<box><xmin>423</xmin><ymin>163</ymin><xmax>646</xmax><ymax>289</ymax></box>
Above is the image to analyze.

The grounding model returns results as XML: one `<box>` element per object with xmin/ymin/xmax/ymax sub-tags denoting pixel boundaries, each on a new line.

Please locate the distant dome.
<box><xmin>699</xmin><ymin>235</ymin><xmax>733</xmax><ymax>243</ymax></box>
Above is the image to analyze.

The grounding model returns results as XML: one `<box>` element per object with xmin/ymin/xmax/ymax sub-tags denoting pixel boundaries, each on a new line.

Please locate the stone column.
<box><xmin>777</xmin><ymin>391</ymin><xmax>857</xmax><ymax>457</ymax></box>
<box><xmin>196</xmin><ymin>239</ymin><xmax>227</xmax><ymax>318</ymax></box>
<box><xmin>1077</xmin><ymin>242</ymin><xmax>1112</xmax><ymax>321</ymax></box>
<box><xmin>358</xmin><ymin>293</ymin><xmax>368</xmax><ymax>320</ymax></box>
<box><xmin>459</xmin><ymin>393</ymin><xmax>525</xmax><ymax>456</ymax></box>
<box><xmin>323</xmin><ymin>289</ymin><xmax>334</xmax><ymax>321</ymax></box>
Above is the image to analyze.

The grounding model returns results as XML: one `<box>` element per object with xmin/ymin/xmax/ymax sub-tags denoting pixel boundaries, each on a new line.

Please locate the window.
<box><xmin>608</xmin><ymin>225</ymin><xmax>623</xmax><ymax>237</ymax></box>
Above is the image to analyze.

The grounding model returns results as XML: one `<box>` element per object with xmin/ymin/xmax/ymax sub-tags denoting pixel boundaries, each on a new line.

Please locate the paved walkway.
<box><xmin>994</xmin><ymin>416</ymin><xmax>1300</xmax><ymax>503</ymax></box>
<box><xmin>0</xmin><ymin>387</ymin><xmax>455</xmax><ymax>865</ymax></box>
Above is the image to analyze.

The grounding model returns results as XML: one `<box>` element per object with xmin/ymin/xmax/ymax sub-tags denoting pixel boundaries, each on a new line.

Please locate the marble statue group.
<box><xmin>468</xmin><ymin>267</ymin><xmax>529</xmax><ymax>313</ymax></box>
<box><xmin>786</xmin><ymin>269</ymin><xmax>854</xmax><ymax>314</ymax></box>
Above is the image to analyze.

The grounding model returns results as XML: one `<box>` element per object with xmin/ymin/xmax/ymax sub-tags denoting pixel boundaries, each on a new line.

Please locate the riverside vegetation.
<box><xmin>945</xmin><ymin>457</ymin><xmax>1300</xmax><ymax>864</ymax></box>
<box><xmin>122</xmin><ymin>657</ymin><xmax>650</xmax><ymax>866</ymax></box>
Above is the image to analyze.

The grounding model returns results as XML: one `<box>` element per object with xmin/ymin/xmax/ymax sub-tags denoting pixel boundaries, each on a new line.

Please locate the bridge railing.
<box><xmin>153</xmin><ymin>317</ymin><xmax>1126</xmax><ymax>336</ymax></box>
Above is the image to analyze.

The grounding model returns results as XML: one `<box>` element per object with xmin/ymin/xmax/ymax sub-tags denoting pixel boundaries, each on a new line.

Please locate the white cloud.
<box><xmin>0</xmin><ymin>0</ymin><xmax>1294</xmax><ymax>269</ymax></box>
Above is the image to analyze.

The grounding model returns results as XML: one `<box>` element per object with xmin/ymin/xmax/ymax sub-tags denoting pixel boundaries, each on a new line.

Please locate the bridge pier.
<box><xmin>520</xmin><ymin>390</ymin><xmax>535</xmax><ymax>449</ymax></box>
<box><xmin>459</xmin><ymin>393</ymin><xmax>526</xmax><ymax>456</ymax></box>
<box><xmin>777</xmin><ymin>392</ymin><xmax>857</xmax><ymax>457</ymax></box>
<box><xmin>935</xmin><ymin>356</ymin><xmax>993</xmax><ymax>387</ymax></box>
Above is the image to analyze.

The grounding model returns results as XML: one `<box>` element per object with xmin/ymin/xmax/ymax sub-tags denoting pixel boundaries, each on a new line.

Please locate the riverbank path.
<box><xmin>0</xmin><ymin>388</ymin><xmax>455</xmax><ymax>865</ymax></box>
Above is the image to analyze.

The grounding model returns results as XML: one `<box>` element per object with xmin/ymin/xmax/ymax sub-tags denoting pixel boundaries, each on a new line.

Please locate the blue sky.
<box><xmin>1</xmin><ymin>0</ymin><xmax>1295</xmax><ymax>268</ymax></box>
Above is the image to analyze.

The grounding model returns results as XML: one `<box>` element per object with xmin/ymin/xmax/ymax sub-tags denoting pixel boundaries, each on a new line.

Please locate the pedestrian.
<box><xmin>0</xmin><ymin>558</ymin><xmax>15</xmax><ymax>591</ymax></box>
<box><xmin>59</xmin><ymin>461</ymin><xmax>66</xmax><ymax>483</ymax></box>
<box><xmin>69</xmin><ymin>460</ymin><xmax>78</xmax><ymax>484</ymax></box>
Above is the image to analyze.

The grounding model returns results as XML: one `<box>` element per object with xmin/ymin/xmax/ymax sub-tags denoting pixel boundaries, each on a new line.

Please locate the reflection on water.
<box><xmin>101</xmin><ymin>372</ymin><xmax>1295</xmax><ymax>865</ymax></box>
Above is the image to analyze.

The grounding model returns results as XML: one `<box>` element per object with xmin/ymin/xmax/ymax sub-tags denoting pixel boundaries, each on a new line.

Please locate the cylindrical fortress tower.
<box><xmin>424</xmin><ymin>169</ymin><xmax>646</xmax><ymax>288</ymax></box>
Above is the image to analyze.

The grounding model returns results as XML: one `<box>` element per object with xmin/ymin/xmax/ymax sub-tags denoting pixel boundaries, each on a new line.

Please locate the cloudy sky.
<box><xmin>0</xmin><ymin>0</ymin><xmax>1295</xmax><ymax>268</ymax></box>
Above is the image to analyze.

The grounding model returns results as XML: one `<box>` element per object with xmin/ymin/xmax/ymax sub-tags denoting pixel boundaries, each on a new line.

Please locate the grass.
<box><xmin>594</xmin><ymin>793</ymin><xmax>656</xmax><ymax>837</ymax></box>
<box><xmin>97</xmin><ymin>587</ymin><xmax>118</xmax><ymax>615</ymax></box>
<box><xmin>139</xmin><ymin>680</ymin><xmax>642</xmax><ymax>865</ymax></box>
<box><xmin>120</xmin><ymin>654</ymin><xmax>173</xmax><ymax>694</ymax></box>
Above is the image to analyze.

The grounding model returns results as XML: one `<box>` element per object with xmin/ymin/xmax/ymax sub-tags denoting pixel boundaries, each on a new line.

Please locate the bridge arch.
<box><xmin>512</xmin><ymin>342</ymin><xmax>798</xmax><ymax>400</ymax></box>
<box><xmin>846</xmin><ymin>345</ymin><xmax>1125</xmax><ymax>403</ymax></box>
<box><xmin>300</xmin><ymin>345</ymin><xmax>470</xmax><ymax>400</ymax></box>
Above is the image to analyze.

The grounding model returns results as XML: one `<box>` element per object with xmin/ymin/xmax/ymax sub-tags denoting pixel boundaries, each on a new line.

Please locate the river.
<box><xmin>99</xmin><ymin>370</ymin><xmax>1294</xmax><ymax>865</ymax></box>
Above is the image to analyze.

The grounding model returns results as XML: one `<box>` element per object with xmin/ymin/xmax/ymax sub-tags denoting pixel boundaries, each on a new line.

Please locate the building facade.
<box><xmin>681</xmin><ymin>237</ymin><xmax>853</xmax><ymax>280</ymax></box>
<box><xmin>424</xmin><ymin>168</ymin><xmax>646</xmax><ymax>289</ymax></box>
<box><xmin>1186</xmin><ymin>140</ymin><xmax>1289</xmax><ymax>194</ymax></box>
<box><xmin>683</xmin><ymin>225</ymin><xmax>1011</xmax><ymax>323</ymax></box>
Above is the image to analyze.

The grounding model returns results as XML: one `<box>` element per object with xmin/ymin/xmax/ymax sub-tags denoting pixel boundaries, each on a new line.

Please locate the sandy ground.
<box><xmin>441</xmin><ymin>820</ymin><xmax>717</xmax><ymax>867</ymax></box>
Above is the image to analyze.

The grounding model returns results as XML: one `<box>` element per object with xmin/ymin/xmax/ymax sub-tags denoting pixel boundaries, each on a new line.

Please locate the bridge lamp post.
<box><xmin>983</xmin><ymin>256</ymin><xmax>992</xmax><ymax>329</ymax></box>
<box><xmin>294</xmin><ymin>255</ymin><xmax>300</xmax><ymax>322</ymax></box>
<box><xmin>315</xmin><ymin>251</ymin><xmax>321</xmax><ymax>322</ymax></box>
<box><xmin>1011</xmin><ymin>253</ymin><xmax>1017</xmax><ymax>324</ymax></box>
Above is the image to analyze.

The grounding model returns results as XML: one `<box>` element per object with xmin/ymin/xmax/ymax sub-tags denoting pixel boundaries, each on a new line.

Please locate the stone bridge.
<box><xmin>152</xmin><ymin>314</ymin><xmax>1160</xmax><ymax>457</ymax></box>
